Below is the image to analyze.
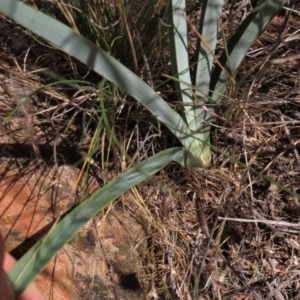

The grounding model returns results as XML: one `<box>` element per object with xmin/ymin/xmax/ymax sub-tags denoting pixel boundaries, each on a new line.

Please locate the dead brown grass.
<box><xmin>129</xmin><ymin>1</ymin><xmax>300</xmax><ymax>299</ymax></box>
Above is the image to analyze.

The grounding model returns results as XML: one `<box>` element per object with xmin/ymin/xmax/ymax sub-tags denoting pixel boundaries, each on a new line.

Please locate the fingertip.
<box><xmin>19</xmin><ymin>284</ymin><xmax>45</xmax><ymax>300</ymax></box>
<box><xmin>3</xmin><ymin>251</ymin><xmax>17</xmax><ymax>271</ymax></box>
<box><xmin>2</xmin><ymin>250</ymin><xmax>45</xmax><ymax>299</ymax></box>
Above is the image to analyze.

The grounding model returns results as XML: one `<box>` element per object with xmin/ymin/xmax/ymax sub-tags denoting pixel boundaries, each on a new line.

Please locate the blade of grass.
<box><xmin>55</xmin><ymin>0</ymin><xmax>80</xmax><ymax>33</ymax></box>
<box><xmin>116</xmin><ymin>0</ymin><xmax>138</xmax><ymax>72</ymax></box>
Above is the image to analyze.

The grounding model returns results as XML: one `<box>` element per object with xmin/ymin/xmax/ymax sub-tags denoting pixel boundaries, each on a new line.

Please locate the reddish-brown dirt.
<box><xmin>0</xmin><ymin>162</ymin><xmax>146</xmax><ymax>299</ymax></box>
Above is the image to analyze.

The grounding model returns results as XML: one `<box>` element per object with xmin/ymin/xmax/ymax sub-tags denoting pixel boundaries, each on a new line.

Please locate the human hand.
<box><xmin>0</xmin><ymin>234</ymin><xmax>45</xmax><ymax>300</ymax></box>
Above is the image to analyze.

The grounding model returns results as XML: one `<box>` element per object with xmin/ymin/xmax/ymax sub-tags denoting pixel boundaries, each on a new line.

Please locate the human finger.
<box><xmin>1</xmin><ymin>235</ymin><xmax>45</xmax><ymax>300</ymax></box>
<box><xmin>0</xmin><ymin>234</ymin><xmax>15</xmax><ymax>300</ymax></box>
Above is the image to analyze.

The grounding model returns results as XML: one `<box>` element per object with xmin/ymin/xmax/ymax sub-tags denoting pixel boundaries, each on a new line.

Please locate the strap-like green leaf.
<box><xmin>194</xmin><ymin>0</ymin><xmax>224</xmax><ymax>101</ymax></box>
<box><xmin>8</xmin><ymin>147</ymin><xmax>185</xmax><ymax>297</ymax></box>
<box><xmin>0</xmin><ymin>1</ymin><xmax>187</xmax><ymax>143</ymax></box>
<box><xmin>167</xmin><ymin>0</ymin><xmax>212</xmax><ymax>166</ymax></box>
<box><xmin>191</xmin><ymin>0</ymin><xmax>224</xmax><ymax>166</ymax></box>
<box><xmin>0</xmin><ymin>0</ymin><xmax>211</xmax><ymax>168</ymax></box>
<box><xmin>210</xmin><ymin>0</ymin><xmax>286</xmax><ymax>102</ymax></box>
<box><xmin>168</xmin><ymin>0</ymin><xmax>193</xmax><ymax>109</ymax></box>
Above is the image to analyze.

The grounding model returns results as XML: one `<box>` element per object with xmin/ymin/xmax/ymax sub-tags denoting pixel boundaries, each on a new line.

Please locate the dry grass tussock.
<box><xmin>1</xmin><ymin>0</ymin><xmax>300</xmax><ymax>299</ymax></box>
